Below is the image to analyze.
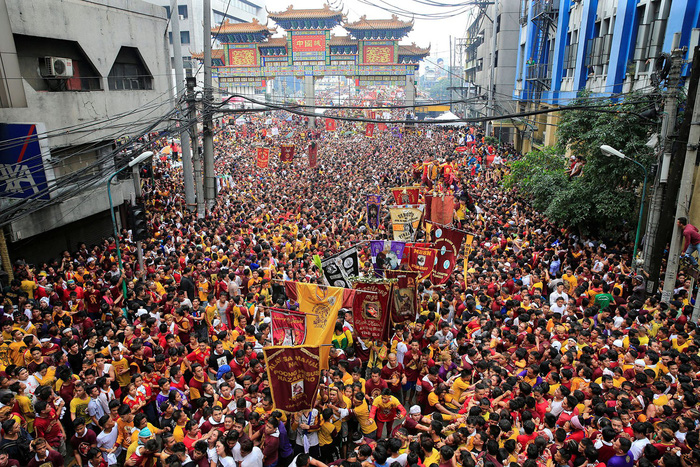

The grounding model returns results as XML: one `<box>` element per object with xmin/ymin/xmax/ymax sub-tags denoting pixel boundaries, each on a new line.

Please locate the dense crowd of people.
<box><xmin>0</xmin><ymin>107</ymin><xmax>698</xmax><ymax>467</ymax></box>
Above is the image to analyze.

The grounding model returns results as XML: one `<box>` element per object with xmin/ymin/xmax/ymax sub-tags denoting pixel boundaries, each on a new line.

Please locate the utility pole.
<box><xmin>663</xmin><ymin>46</ymin><xmax>700</xmax><ymax>305</ymax></box>
<box><xmin>170</xmin><ymin>0</ymin><xmax>196</xmax><ymax>211</ymax></box>
<box><xmin>131</xmin><ymin>165</ymin><xmax>145</xmax><ymax>272</ymax></box>
<box><xmin>186</xmin><ymin>73</ymin><xmax>204</xmax><ymax>217</ymax></box>
<box><xmin>202</xmin><ymin>0</ymin><xmax>216</xmax><ymax>209</ymax></box>
<box><xmin>486</xmin><ymin>0</ymin><xmax>499</xmax><ymax>137</ymax></box>
<box><xmin>642</xmin><ymin>38</ymin><xmax>685</xmax><ymax>294</ymax></box>
<box><xmin>449</xmin><ymin>35</ymin><xmax>453</xmax><ymax>113</ymax></box>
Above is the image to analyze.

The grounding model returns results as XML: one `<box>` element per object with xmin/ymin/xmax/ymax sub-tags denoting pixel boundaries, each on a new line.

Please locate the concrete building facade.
<box><xmin>0</xmin><ymin>0</ymin><xmax>173</xmax><ymax>263</ymax></box>
<box><xmin>463</xmin><ymin>0</ymin><xmax>521</xmax><ymax>142</ymax></box>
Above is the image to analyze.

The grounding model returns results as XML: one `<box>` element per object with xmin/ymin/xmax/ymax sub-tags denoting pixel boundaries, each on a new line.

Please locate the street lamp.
<box><xmin>600</xmin><ymin>145</ymin><xmax>648</xmax><ymax>269</ymax></box>
<box><xmin>107</xmin><ymin>151</ymin><xmax>154</xmax><ymax>301</ymax></box>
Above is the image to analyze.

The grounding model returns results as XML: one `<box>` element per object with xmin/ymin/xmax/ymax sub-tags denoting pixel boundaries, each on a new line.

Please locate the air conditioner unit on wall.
<box><xmin>179</xmin><ymin>14</ymin><xmax>186</xmax><ymax>21</ymax></box>
<box><xmin>43</xmin><ymin>57</ymin><xmax>74</xmax><ymax>78</ymax></box>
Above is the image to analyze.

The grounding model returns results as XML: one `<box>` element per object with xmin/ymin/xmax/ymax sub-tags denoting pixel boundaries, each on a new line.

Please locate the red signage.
<box><xmin>228</xmin><ymin>48</ymin><xmax>257</xmax><ymax>67</ymax></box>
<box><xmin>292</xmin><ymin>34</ymin><xmax>325</xmax><ymax>52</ymax></box>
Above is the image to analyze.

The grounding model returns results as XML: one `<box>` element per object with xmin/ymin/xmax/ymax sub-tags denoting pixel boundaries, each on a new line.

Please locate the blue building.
<box><xmin>513</xmin><ymin>0</ymin><xmax>700</xmax><ymax>148</ymax></box>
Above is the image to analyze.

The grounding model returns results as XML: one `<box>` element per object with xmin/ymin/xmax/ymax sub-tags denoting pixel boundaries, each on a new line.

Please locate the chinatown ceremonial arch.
<box><xmin>198</xmin><ymin>4</ymin><xmax>430</xmax><ymax>109</ymax></box>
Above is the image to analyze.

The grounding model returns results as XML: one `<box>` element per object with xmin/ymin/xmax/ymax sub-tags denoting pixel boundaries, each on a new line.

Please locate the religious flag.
<box><xmin>389</xmin><ymin>204</ymin><xmax>424</xmax><ymax>242</ymax></box>
<box><xmin>321</xmin><ymin>247</ymin><xmax>359</xmax><ymax>288</ymax></box>
<box><xmin>280</xmin><ymin>144</ymin><xmax>294</xmax><ymax>163</ymax></box>
<box><xmin>430</xmin><ymin>224</ymin><xmax>466</xmax><ymax>285</ymax></box>
<box><xmin>455</xmin><ymin>146</ymin><xmax>469</xmax><ymax>153</ymax></box>
<box><xmin>284</xmin><ymin>282</ymin><xmax>344</xmax><ymax>368</ymax></box>
<box><xmin>366</xmin><ymin>195</ymin><xmax>382</xmax><ymax>230</ymax></box>
<box><xmin>464</xmin><ymin>233</ymin><xmax>475</xmax><ymax>261</ymax></box>
<box><xmin>390</xmin><ymin>186</ymin><xmax>420</xmax><ymax>205</ymax></box>
<box><xmin>369</xmin><ymin>240</ymin><xmax>405</xmax><ymax>276</ymax></box>
<box><xmin>365</xmin><ymin>123</ymin><xmax>375</xmax><ymax>137</ymax></box>
<box><xmin>256</xmin><ymin>147</ymin><xmax>269</xmax><ymax>169</ymax></box>
<box><xmin>429</xmin><ymin>194</ymin><xmax>455</xmax><ymax>225</ymax></box>
<box><xmin>406</xmin><ymin>244</ymin><xmax>437</xmax><ymax>282</ymax></box>
<box><xmin>385</xmin><ymin>270</ymin><xmax>418</xmax><ymax>324</ymax></box>
<box><xmin>465</xmin><ymin>133</ymin><xmax>475</xmax><ymax>145</ymax></box>
<box><xmin>352</xmin><ymin>281</ymin><xmax>392</xmax><ymax>343</ymax></box>
<box><xmin>270</xmin><ymin>308</ymin><xmax>306</xmax><ymax>346</ymax></box>
<box><xmin>263</xmin><ymin>345</ymin><xmax>322</xmax><ymax>412</ymax></box>
<box><xmin>308</xmin><ymin>142</ymin><xmax>318</xmax><ymax>168</ymax></box>
<box><xmin>378</xmin><ymin>122</ymin><xmax>388</xmax><ymax>132</ymax></box>
<box><xmin>325</xmin><ymin>118</ymin><xmax>337</xmax><ymax>131</ymax></box>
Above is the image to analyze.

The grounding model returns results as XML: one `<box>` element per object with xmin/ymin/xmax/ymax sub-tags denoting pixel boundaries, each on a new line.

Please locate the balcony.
<box><xmin>526</xmin><ymin>63</ymin><xmax>552</xmax><ymax>84</ymax></box>
<box><xmin>532</xmin><ymin>0</ymin><xmax>559</xmax><ymax>21</ymax></box>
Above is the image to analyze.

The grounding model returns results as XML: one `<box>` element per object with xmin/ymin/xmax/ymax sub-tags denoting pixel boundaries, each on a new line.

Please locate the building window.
<box><xmin>494</xmin><ymin>50</ymin><xmax>498</xmax><ymax>68</ymax></box>
<box><xmin>181</xmin><ymin>31</ymin><xmax>190</xmax><ymax>44</ymax></box>
<box><xmin>108</xmin><ymin>47</ymin><xmax>153</xmax><ymax>90</ymax></box>
<box><xmin>178</xmin><ymin>5</ymin><xmax>188</xmax><ymax>18</ymax></box>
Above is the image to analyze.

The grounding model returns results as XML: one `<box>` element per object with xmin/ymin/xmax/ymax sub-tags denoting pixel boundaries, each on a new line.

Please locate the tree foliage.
<box><xmin>508</xmin><ymin>91</ymin><xmax>655</xmax><ymax>237</ymax></box>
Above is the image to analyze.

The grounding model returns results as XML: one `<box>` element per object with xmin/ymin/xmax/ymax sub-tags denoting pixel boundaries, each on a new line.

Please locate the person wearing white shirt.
<box><xmin>239</xmin><ymin>439</ymin><xmax>264</xmax><ymax>467</ymax></box>
<box><xmin>549</xmin><ymin>283</ymin><xmax>569</xmax><ymax>305</ymax></box>
<box><xmin>629</xmin><ymin>422</ymin><xmax>651</xmax><ymax>461</ymax></box>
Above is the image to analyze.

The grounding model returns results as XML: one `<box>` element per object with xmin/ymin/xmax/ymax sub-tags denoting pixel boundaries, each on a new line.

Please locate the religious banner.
<box><xmin>385</xmin><ymin>270</ymin><xmax>418</xmax><ymax>324</ymax></box>
<box><xmin>430</xmin><ymin>224</ymin><xmax>466</xmax><ymax>285</ymax></box>
<box><xmin>308</xmin><ymin>142</ymin><xmax>318</xmax><ymax>168</ymax></box>
<box><xmin>365</xmin><ymin>123</ymin><xmax>375</xmax><ymax>137</ymax></box>
<box><xmin>270</xmin><ymin>308</ymin><xmax>306</xmax><ymax>346</ymax></box>
<box><xmin>321</xmin><ymin>247</ymin><xmax>359</xmax><ymax>288</ymax></box>
<box><xmin>325</xmin><ymin>118</ymin><xmax>337</xmax><ymax>131</ymax></box>
<box><xmin>464</xmin><ymin>233</ymin><xmax>475</xmax><ymax>261</ymax></box>
<box><xmin>389</xmin><ymin>205</ymin><xmax>424</xmax><ymax>242</ymax></box>
<box><xmin>455</xmin><ymin>146</ymin><xmax>469</xmax><ymax>153</ymax></box>
<box><xmin>390</xmin><ymin>186</ymin><xmax>420</xmax><ymax>205</ymax></box>
<box><xmin>352</xmin><ymin>281</ymin><xmax>392</xmax><ymax>343</ymax></box>
<box><xmin>377</xmin><ymin>122</ymin><xmax>388</xmax><ymax>132</ymax></box>
<box><xmin>366</xmin><ymin>194</ymin><xmax>382</xmax><ymax>230</ymax></box>
<box><xmin>369</xmin><ymin>240</ymin><xmax>405</xmax><ymax>276</ymax></box>
<box><xmin>280</xmin><ymin>144</ymin><xmax>295</xmax><ymax>163</ymax></box>
<box><xmin>263</xmin><ymin>345</ymin><xmax>322</xmax><ymax>412</ymax></box>
<box><xmin>406</xmin><ymin>244</ymin><xmax>437</xmax><ymax>282</ymax></box>
<box><xmin>256</xmin><ymin>147</ymin><xmax>269</xmax><ymax>169</ymax></box>
<box><xmin>284</xmin><ymin>282</ymin><xmax>344</xmax><ymax>369</ymax></box>
<box><xmin>429</xmin><ymin>194</ymin><xmax>455</xmax><ymax>225</ymax></box>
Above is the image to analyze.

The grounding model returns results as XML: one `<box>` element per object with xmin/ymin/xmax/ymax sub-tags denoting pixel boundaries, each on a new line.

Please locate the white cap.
<box><xmin>409</xmin><ymin>405</ymin><xmax>421</xmax><ymax>415</ymax></box>
<box><xmin>613</xmin><ymin>339</ymin><xmax>624</xmax><ymax>348</ymax></box>
<box><xmin>634</xmin><ymin>359</ymin><xmax>646</xmax><ymax>367</ymax></box>
<box><xmin>136</xmin><ymin>308</ymin><xmax>148</xmax><ymax>318</ymax></box>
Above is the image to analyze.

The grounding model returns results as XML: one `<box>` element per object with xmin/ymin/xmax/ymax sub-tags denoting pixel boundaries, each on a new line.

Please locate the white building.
<box><xmin>0</xmin><ymin>0</ymin><xmax>173</xmax><ymax>262</ymax></box>
<box><xmin>143</xmin><ymin>0</ymin><xmax>267</xmax><ymax>68</ymax></box>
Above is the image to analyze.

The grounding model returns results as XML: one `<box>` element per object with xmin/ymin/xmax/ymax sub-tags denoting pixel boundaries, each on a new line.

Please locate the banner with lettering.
<box><xmin>464</xmin><ymin>233</ymin><xmax>475</xmax><ymax>261</ymax></box>
<box><xmin>429</xmin><ymin>194</ymin><xmax>455</xmax><ymax>225</ymax></box>
<box><xmin>256</xmin><ymin>147</ymin><xmax>270</xmax><ymax>169</ymax></box>
<box><xmin>308</xmin><ymin>142</ymin><xmax>318</xmax><ymax>168</ymax></box>
<box><xmin>280</xmin><ymin>144</ymin><xmax>294</xmax><ymax>163</ymax></box>
<box><xmin>390</xmin><ymin>186</ymin><xmax>420</xmax><ymax>205</ymax></box>
<box><xmin>270</xmin><ymin>308</ymin><xmax>306</xmax><ymax>346</ymax></box>
<box><xmin>385</xmin><ymin>270</ymin><xmax>418</xmax><ymax>324</ymax></box>
<box><xmin>352</xmin><ymin>282</ymin><xmax>392</xmax><ymax>343</ymax></box>
<box><xmin>406</xmin><ymin>244</ymin><xmax>437</xmax><ymax>282</ymax></box>
<box><xmin>369</xmin><ymin>240</ymin><xmax>405</xmax><ymax>276</ymax></box>
<box><xmin>365</xmin><ymin>123</ymin><xmax>375</xmax><ymax>137</ymax></box>
<box><xmin>366</xmin><ymin>194</ymin><xmax>382</xmax><ymax>230</ymax></box>
<box><xmin>325</xmin><ymin>118</ymin><xmax>337</xmax><ymax>131</ymax></box>
<box><xmin>263</xmin><ymin>345</ymin><xmax>322</xmax><ymax>412</ymax></box>
<box><xmin>321</xmin><ymin>247</ymin><xmax>359</xmax><ymax>288</ymax></box>
<box><xmin>430</xmin><ymin>224</ymin><xmax>466</xmax><ymax>285</ymax></box>
<box><xmin>389</xmin><ymin>205</ymin><xmax>424</xmax><ymax>242</ymax></box>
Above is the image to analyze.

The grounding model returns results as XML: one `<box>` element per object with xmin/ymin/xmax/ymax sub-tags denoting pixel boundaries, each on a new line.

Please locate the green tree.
<box><xmin>507</xmin><ymin>91</ymin><xmax>655</xmax><ymax>237</ymax></box>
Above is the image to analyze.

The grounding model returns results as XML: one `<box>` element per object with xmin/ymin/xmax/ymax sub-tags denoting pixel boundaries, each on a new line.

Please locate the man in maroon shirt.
<box><xmin>34</xmin><ymin>400</ymin><xmax>67</xmax><ymax>456</ymax></box>
<box><xmin>380</xmin><ymin>353</ymin><xmax>405</xmax><ymax>399</ymax></box>
<box><xmin>70</xmin><ymin>417</ymin><xmax>97</xmax><ymax>467</ymax></box>
<box><xmin>364</xmin><ymin>368</ymin><xmax>388</xmax><ymax>401</ymax></box>
<box><xmin>678</xmin><ymin>217</ymin><xmax>700</xmax><ymax>265</ymax></box>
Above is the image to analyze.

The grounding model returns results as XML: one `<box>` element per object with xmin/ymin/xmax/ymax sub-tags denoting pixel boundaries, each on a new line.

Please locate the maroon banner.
<box><xmin>263</xmin><ymin>345</ymin><xmax>322</xmax><ymax>412</ymax></box>
<box><xmin>308</xmin><ymin>142</ymin><xmax>318</xmax><ymax>168</ymax></box>
<box><xmin>385</xmin><ymin>270</ymin><xmax>418</xmax><ymax>324</ymax></box>
<box><xmin>365</xmin><ymin>123</ymin><xmax>375</xmax><ymax>137</ymax></box>
<box><xmin>256</xmin><ymin>147</ymin><xmax>270</xmax><ymax>169</ymax></box>
<box><xmin>391</xmin><ymin>187</ymin><xmax>420</xmax><ymax>205</ymax></box>
<box><xmin>270</xmin><ymin>308</ymin><xmax>306</xmax><ymax>345</ymax></box>
<box><xmin>424</xmin><ymin>193</ymin><xmax>432</xmax><ymax>224</ymax></box>
<box><xmin>430</xmin><ymin>224</ymin><xmax>466</xmax><ymax>285</ymax></box>
<box><xmin>280</xmin><ymin>145</ymin><xmax>295</xmax><ymax>163</ymax></box>
<box><xmin>325</xmin><ymin>118</ymin><xmax>337</xmax><ymax>131</ymax></box>
<box><xmin>429</xmin><ymin>194</ymin><xmax>455</xmax><ymax>225</ymax></box>
<box><xmin>352</xmin><ymin>282</ymin><xmax>392</xmax><ymax>343</ymax></box>
<box><xmin>406</xmin><ymin>244</ymin><xmax>437</xmax><ymax>283</ymax></box>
